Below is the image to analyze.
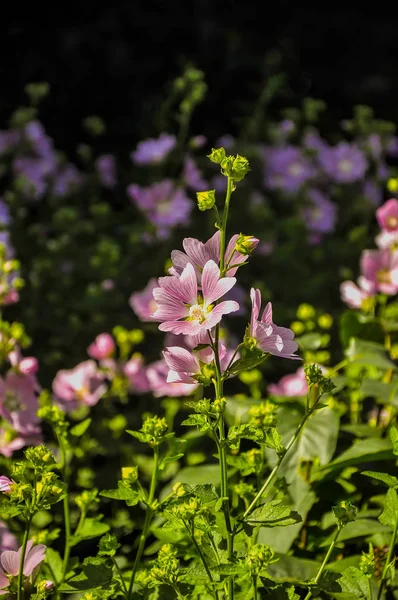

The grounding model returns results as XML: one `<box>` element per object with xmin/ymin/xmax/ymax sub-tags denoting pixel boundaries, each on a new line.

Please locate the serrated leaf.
<box><xmin>327</xmin><ymin>566</ymin><xmax>371</xmax><ymax>599</ymax></box>
<box><xmin>70</xmin><ymin>418</ymin><xmax>92</xmax><ymax>437</ymax></box>
<box><xmin>181</xmin><ymin>414</ymin><xmax>211</xmax><ymax>432</ymax></box>
<box><xmin>379</xmin><ymin>487</ymin><xmax>398</xmax><ymax>529</ymax></box>
<box><xmin>58</xmin><ymin>557</ymin><xmax>113</xmax><ymax>592</ymax></box>
<box><xmin>70</xmin><ymin>517</ymin><xmax>110</xmax><ymax>546</ymax></box>
<box><xmin>226</xmin><ymin>353</ymin><xmax>266</xmax><ymax>376</ymax></box>
<box><xmin>389</xmin><ymin>425</ymin><xmax>398</xmax><ymax>455</ymax></box>
<box><xmin>158</xmin><ymin>453</ymin><xmax>184</xmax><ymax>471</ymax></box>
<box><xmin>361</xmin><ymin>470</ymin><xmax>398</xmax><ymax>488</ymax></box>
<box><xmin>100</xmin><ymin>481</ymin><xmax>145</xmax><ymax>506</ymax></box>
<box><xmin>247</xmin><ymin>501</ymin><xmax>302</xmax><ymax>527</ymax></box>
<box><xmin>125</xmin><ymin>430</ymin><xmax>150</xmax><ymax>443</ymax></box>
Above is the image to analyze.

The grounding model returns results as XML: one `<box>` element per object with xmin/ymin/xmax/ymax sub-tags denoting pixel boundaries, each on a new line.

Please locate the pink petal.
<box><xmin>23</xmin><ymin>543</ymin><xmax>46</xmax><ymax>576</ymax></box>
<box><xmin>183</xmin><ymin>237</ymin><xmax>210</xmax><ymax>269</ymax></box>
<box><xmin>261</xmin><ymin>302</ymin><xmax>273</xmax><ymax>325</ymax></box>
<box><xmin>157</xmin><ymin>275</ymin><xmax>189</xmax><ymax>303</ymax></box>
<box><xmin>170</xmin><ymin>250</ymin><xmax>191</xmax><ymax>276</ymax></box>
<box><xmin>152</xmin><ymin>289</ymin><xmax>189</xmax><ymax>321</ymax></box>
<box><xmin>205</xmin><ymin>301</ymin><xmax>240</xmax><ymax>328</ymax></box>
<box><xmin>159</xmin><ymin>320</ymin><xmax>202</xmax><ymax>335</ymax></box>
<box><xmin>163</xmin><ymin>347</ymin><xmax>199</xmax><ymax>375</ymax></box>
<box><xmin>250</xmin><ymin>288</ymin><xmax>261</xmax><ymax>331</ymax></box>
<box><xmin>202</xmin><ymin>260</ymin><xmax>236</xmax><ymax>304</ymax></box>
<box><xmin>0</xmin><ymin>570</ymin><xmax>9</xmax><ymax>590</ymax></box>
<box><xmin>1</xmin><ymin>550</ymin><xmax>20</xmax><ymax>576</ymax></box>
<box><xmin>179</xmin><ymin>263</ymin><xmax>198</xmax><ymax>305</ymax></box>
<box><xmin>166</xmin><ymin>370</ymin><xmax>196</xmax><ymax>384</ymax></box>
<box><xmin>204</xmin><ymin>231</ymin><xmax>221</xmax><ymax>263</ymax></box>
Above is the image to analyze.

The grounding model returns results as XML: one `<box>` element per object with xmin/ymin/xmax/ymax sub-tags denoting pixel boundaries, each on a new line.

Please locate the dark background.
<box><xmin>2</xmin><ymin>4</ymin><xmax>398</xmax><ymax>153</ymax></box>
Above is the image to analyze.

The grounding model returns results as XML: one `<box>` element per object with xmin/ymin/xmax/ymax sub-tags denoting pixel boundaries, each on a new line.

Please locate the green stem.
<box><xmin>186</xmin><ymin>521</ymin><xmax>219</xmax><ymax>600</ymax></box>
<box><xmin>219</xmin><ymin>176</ymin><xmax>233</xmax><ymax>275</ymax></box>
<box><xmin>377</xmin><ymin>515</ymin><xmax>398</xmax><ymax>600</ymax></box>
<box><xmin>243</xmin><ymin>396</ymin><xmax>321</xmax><ymax>519</ymax></box>
<box><xmin>112</xmin><ymin>556</ymin><xmax>129</xmax><ymax>598</ymax></box>
<box><xmin>252</xmin><ymin>574</ymin><xmax>259</xmax><ymax>600</ymax></box>
<box><xmin>127</xmin><ymin>445</ymin><xmax>159</xmax><ymax>600</ymax></box>
<box><xmin>61</xmin><ymin>492</ymin><xmax>72</xmax><ymax>580</ymax></box>
<box><xmin>17</xmin><ymin>516</ymin><xmax>32</xmax><ymax>600</ymax></box>
<box><xmin>303</xmin><ymin>523</ymin><xmax>343</xmax><ymax>600</ymax></box>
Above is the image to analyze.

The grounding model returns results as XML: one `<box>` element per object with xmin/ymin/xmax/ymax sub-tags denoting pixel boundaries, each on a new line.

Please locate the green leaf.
<box><xmin>379</xmin><ymin>487</ymin><xmax>398</xmax><ymax>529</ymax></box>
<box><xmin>181</xmin><ymin>414</ymin><xmax>212</xmax><ymax>432</ymax></box>
<box><xmin>247</xmin><ymin>501</ymin><xmax>302</xmax><ymax>527</ymax></box>
<box><xmin>267</xmin><ymin>555</ymin><xmax>321</xmax><ymax>583</ymax></box>
<box><xmin>320</xmin><ymin>519</ymin><xmax>391</xmax><ymax>546</ymax></box>
<box><xmin>361</xmin><ymin>470</ymin><xmax>398</xmax><ymax>488</ymax></box>
<box><xmin>345</xmin><ymin>338</ymin><xmax>396</xmax><ymax>370</ymax></box>
<box><xmin>158</xmin><ymin>453</ymin><xmax>184</xmax><ymax>471</ymax></box>
<box><xmin>58</xmin><ymin>557</ymin><xmax>113</xmax><ymax>592</ymax></box>
<box><xmin>339</xmin><ymin>310</ymin><xmax>383</xmax><ymax>347</ymax></box>
<box><xmin>327</xmin><ymin>566</ymin><xmax>371</xmax><ymax>599</ymax></box>
<box><xmin>296</xmin><ymin>332</ymin><xmax>324</xmax><ymax>351</ymax></box>
<box><xmin>226</xmin><ymin>353</ymin><xmax>266</xmax><ymax>376</ymax></box>
<box><xmin>314</xmin><ymin>438</ymin><xmax>394</xmax><ymax>479</ymax></box>
<box><xmin>100</xmin><ymin>480</ymin><xmax>145</xmax><ymax>506</ymax></box>
<box><xmin>359</xmin><ymin>379</ymin><xmax>398</xmax><ymax>404</ymax></box>
<box><xmin>45</xmin><ymin>548</ymin><xmax>63</xmax><ymax>584</ymax></box>
<box><xmin>170</xmin><ymin>465</ymin><xmax>221</xmax><ymax>488</ymax></box>
<box><xmin>259</xmin><ymin>579</ymin><xmax>300</xmax><ymax>600</ymax></box>
<box><xmin>70</xmin><ymin>517</ymin><xmax>110</xmax><ymax>546</ymax></box>
<box><xmin>70</xmin><ymin>418</ymin><xmax>92</xmax><ymax>437</ymax></box>
<box><xmin>389</xmin><ymin>425</ymin><xmax>398</xmax><ymax>455</ymax></box>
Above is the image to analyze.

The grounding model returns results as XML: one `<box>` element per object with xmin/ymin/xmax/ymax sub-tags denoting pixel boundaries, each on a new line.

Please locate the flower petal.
<box><xmin>152</xmin><ymin>289</ymin><xmax>189</xmax><ymax>321</ymax></box>
<box><xmin>204</xmin><ymin>231</ymin><xmax>221</xmax><ymax>263</ymax></box>
<box><xmin>1</xmin><ymin>551</ymin><xmax>20</xmax><ymax>576</ymax></box>
<box><xmin>204</xmin><ymin>301</ymin><xmax>240</xmax><ymax>328</ymax></box>
<box><xmin>183</xmin><ymin>237</ymin><xmax>210</xmax><ymax>269</ymax></box>
<box><xmin>23</xmin><ymin>543</ymin><xmax>46</xmax><ymax>576</ymax></box>
<box><xmin>170</xmin><ymin>250</ymin><xmax>191</xmax><ymax>276</ymax></box>
<box><xmin>159</xmin><ymin>320</ymin><xmax>202</xmax><ymax>335</ymax></box>
<box><xmin>163</xmin><ymin>347</ymin><xmax>199</xmax><ymax>375</ymax></box>
<box><xmin>202</xmin><ymin>261</ymin><xmax>236</xmax><ymax>305</ymax></box>
<box><xmin>261</xmin><ymin>301</ymin><xmax>273</xmax><ymax>325</ymax></box>
<box><xmin>179</xmin><ymin>263</ymin><xmax>198</xmax><ymax>305</ymax></box>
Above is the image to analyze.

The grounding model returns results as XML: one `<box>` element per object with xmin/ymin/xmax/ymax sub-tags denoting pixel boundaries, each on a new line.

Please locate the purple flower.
<box><xmin>131</xmin><ymin>133</ymin><xmax>176</xmax><ymax>165</ymax></box>
<box><xmin>188</xmin><ymin>135</ymin><xmax>207</xmax><ymax>149</ymax></box>
<box><xmin>153</xmin><ymin>260</ymin><xmax>239</xmax><ymax>335</ymax></box>
<box><xmin>127</xmin><ymin>180</ymin><xmax>193</xmax><ymax>239</ymax></box>
<box><xmin>123</xmin><ymin>356</ymin><xmax>150</xmax><ymax>394</ymax></box>
<box><xmin>264</xmin><ymin>146</ymin><xmax>316</xmax><ymax>192</ymax></box>
<box><xmin>0</xmin><ymin>131</ymin><xmax>19</xmax><ymax>155</ymax></box>
<box><xmin>0</xmin><ymin>521</ymin><xmax>17</xmax><ymax>552</ymax></box>
<box><xmin>163</xmin><ymin>340</ymin><xmax>234</xmax><ymax>384</ymax></box>
<box><xmin>249</xmin><ymin>289</ymin><xmax>300</xmax><ymax>360</ymax></box>
<box><xmin>146</xmin><ymin>359</ymin><xmax>198</xmax><ymax>397</ymax></box>
<box><xmin>363</xmin><ymin>180</ymin><xmax>383</xmax><ymax>206</ymax></box>
<box><xmin>215</xmin><ymin>135</ymin><xmax>235</xmax><ymax>151</ymax></box>
<box><xmin>0</xmin><ymin>200</ymin><xmax>10</xmax><ymax>227</ymax></box>
<box><xmin>318</xmin><ymin>142</ymin><xmax>368</xmax><ymax>183</ymax></box>
<box><xmin>268</xmin><ymin>367</ymin><xmax>308</xmax><ymax>397</ymax></box>
<box><xmin>301</xmin><ymin>189</ymin><xmax>337</xmax><ymax>234</ymax></box>
<box><xmin>183</xmin><ymin>156</ymin><xmax>208</xmax><ymax>191</ymax></box>
<box><xmin>95</xmin><ymin>154</ymin><xmax>117</xmax><ymax>189</ymax></box>
<box><xmin>52</xmin><ymin>164</ymin><xmax>83</xmax><ymax>197</ymax></box>
<box><xmin>23</xmin><ymin>121</ymin><xmax>54</xmax><ymax>158</ymax></box>
<box><xmin>302</xmin><ymin>131</ymin><xmax>328</xmax><ymax>153</ymax></box>
<box><xmin>13</xmin><ymin>156</ymin><xmax>54</xmax><ymax>200</ymax></box>
<box><xmin>52</xmin><ymin>360</ymin><xmax>107</xmax><ymax>411</ymax></box>
<box><xmin>129</xmin><ymin>278</ymin><xmax>158</xmax><ymax>322</ymax></box>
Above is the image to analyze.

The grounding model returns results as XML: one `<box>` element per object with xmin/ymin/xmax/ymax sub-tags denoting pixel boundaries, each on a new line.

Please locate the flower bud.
<box><xmin>221</xmin><ymin>154</ymin><xmax>250</xmax><ymax>182</ymax></box>
<box><xmin>121</xmin><ymin>466</ymin><xmax>139</xmax><ymax>483</ymax></box>
<box><xmin>207</xmin><ymin>147</ymin><xmax>226</xmax><ymax>164</ymax></box>
<box><xmin>87</xmin><ymin>333</ymin><xmax>115</xmax><ymax>360</ymax></box>
<box><xmin>235</xmin><ymin>234</ymin><xmax>259</xmax><ymax>256</ymax></box>
<box><xmin>196</xmin><ymin>189</ymin><xmax>216</xmax><ymax>211</ymax></box>
<box><xmin>333</xmin><ymin>500</ymin><xmax>357</xmax><ymax>525</ymax></box>
<box><xmin>19</xmin><ymin>356</ymin><xmax>39</xmax><ymax>375</ymax></box>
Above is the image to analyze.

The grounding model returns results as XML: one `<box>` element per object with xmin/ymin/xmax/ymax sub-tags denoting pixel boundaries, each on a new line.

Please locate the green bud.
<box><xmin>333</xmin><ymin>500</ymin><xmax>357</xmax><ymax>525</ymax></box>
<box><xmin>207</xmin><ymin>147</ymin><xmax>226</xmax><ymax>164</ymax></box>
<box><xmin>318</xmin><ymin>313</ymin><xmax>333</xmax><ymax>329</ymax></box>
<box><xmin>121</xmin><ymin>466</ymin><xmax>139</xmax><ymax>483</ymax></box>
<box><xmin>296</xmin><ymin>303</ymin><xmax>316</xmax><ymax>320</ymax></box>
<box><xmin>247</xmin><ymin>544</ymin><xmax>275</xmax><ymax>575</ymax></box>
<box><xmin>221</xmin><ymin>154</ymin><xmax>250</xmax><ymax>182</ymax></box>
<box><xmin>98</xmin><ymin>533</ymin><xmax>121</xmax><ymax>557</ymax></box>
<box><xmin>196</xmin><ymin>189</ymin><xmax>216</xmax><ymax>211</ymax></box>
<box><xmin>235</xmin><ymin>233</ymin><xmax>258</xmax><ymax>256</ymax></box>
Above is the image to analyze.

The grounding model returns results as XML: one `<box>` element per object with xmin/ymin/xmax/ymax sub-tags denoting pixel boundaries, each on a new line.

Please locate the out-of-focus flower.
<box><xmin>360</xmin><ymin>249</ymin><xmax>398</xmax><ymax>295</ymax></box>
<box><xmin>318</xmin><ymin>142</ymin><xmax>368</xmax><ymax>183</ymax></box>
<box><xmin>146</xmin><ymin>359</ymin><xmax>198</xmax><ymax>397</ymax></box>
<box><xmin>268</xmin><ymin>367</ymin><xmax>308</xmax><ymax>396</ymax></box>
<box><xmin>340</xmin><ymin>276</ymin><xmax>376</xmax><ymax>309</ymax></box>
<box><xmin>375</xmin><ymin>230</ymin><xmax>398</xmax><ymax>250</ymax></box>
<box><xmin>188</xmin><ymin>135</ymin><xmax>207</xmax><ymax>149</ymax></box>
<box><xmin>0</xmin><ymin>200</ymin><xmax>10</xmax><ymax>227</ymax></box>
<box><xmin>0</xmin><ymin>521</ymin><xmax>17</xmax><ymax>552</ymax></box>
<box><xmin>302</xmin><ymin>189</ymin><xmax>337</xmax><ymax>234</ymax></box>
<box><xmin>129</xmin><ymin>278</ymin><xmax>158</xmax><ymax>322</ymax></box>
<box><xmin>13</xmin><ymin>156</ymin><xmax>54</xmax><ymax>200</ymax></box>
<box><xmin>248</xmin><ymin>289</ymin><xmax>300</xmax><ymax>360</ymax></box>
<box><xmin>87</xmin><ymin>333</ymin><xmax>115</xmax><ymax>360</ymax></box>
<box><xmin>264</xmin><ymin>146</ymin><xmax>316</xmax><ymax>192</ymax></box>
<box><xmin>183</xmin><ymin>156</ymin><xmax>208</xmax><ymax>191</ymax></box>
<box><xmin>303</xmin><ymin>130</ymin><xmax>328</xmax><ymax>153</ymax></box>
<box><xmin>131</xmin><ymin>133</ymin><xmax>176</xmax><ymax>165</ymax></box>
<box><xmin>0</xmin><ymin>372</ymin><xmax>40</xmax><ymax>434</ymax></box>
<box><xmin>152</xmin><ymin>260</ymin><xmax>239</xmax><ymax>335</ymax></box>
<box><xmin>52</xmin><ymin>360</ymin><xmax>107</xmax><ymax>410</ymax></box>
<box><xmin>8</xmin><ymin>349</ymin><xmax>38</xmax><ymax>376</ymax></box>
<box><xmin>362</xmin><ymin>180</ymin><xmax>383</xmax><ymax>206</ymax></box>
<box><xmin>0</xmin><ymin>429</ymin><xmax>42</xmax><ymax>458</ymax></box>
<box><xmin>123</xmin><ymin>356</ymin><xmax>150</xmax><ymax>393</ymax></box>
<box><xmin>95</xmin><ymin>154</ymin><xmax>117</xmax><ymax>189</ymax></box>
<box><xmin>376</xmin><ymin>198</ymin><xmax>398</xmax><ymax>231</ymax></box>
<box><xmin>52</xmin><ymin>164</ymin><xmax>83</xmax><ymax>197</ymax></box>
<box><xmin>127</xmin><ymin>180</ymin><xmax>193</xmax><ymax>239</ymax></box>
<box><xmin>0</xmin><ymin>130</ymin><xmax>20</xmax><ymax>155</ymax></box>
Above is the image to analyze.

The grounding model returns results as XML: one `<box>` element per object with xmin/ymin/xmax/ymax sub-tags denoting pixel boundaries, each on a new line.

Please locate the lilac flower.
<box><xmin>13</xmin><ymin>157</ymin><xmax>53</xmax><ymax>200</ymax></box>
<box><xmin>0</xmin><ymin>521</ymin><xmax>17</xmax><ymax>552</ymax></box>
<box><xmin>249</xmin><ymin>289</ymin><xmax>300</xmax><ymax>360</ymax></box>
<box><xmin>301</xmin><ymin>189</ymin><xmax>337</xmax><ymax>233</ymax></box>
<box><xmin>52</xmin><ymin>164</ymin><xmax>83</xmax><ymax>197</ymax></box>
<box><xmin>152</xmin><ymin>260</ymin><xmax>239</xmax><ymax>335</ymax></box>
<box><xmin>215</xmin><ymin>135</ymin><xmax>235</xmax><ymax>151</ymax></box>
<box><xmin>169</xmin><ymin>230</ymin><xmax>256</xmax><ymax>282</ymax></box>
<box><xmin>0</xmin><ymin>372</ymin><xmax>40</xmax><ymax>434</ymax></box>
<box><xmin>0</xmin><ymin>476</ymin><xmax>12</xmax><ymax>493</ymax></box>
<box><xmin>387</xmin><ymin>136</ymin><xmax>398</xmax><ymax>157</ymax></box>
<box><xmin>131</xmin><ymin>133</ymin><xmax>176</xmax><ymax>165</ymax></box>
<box><xmin>360</xmin><ymin>249</ymin><xmax>398</xmax><ymax>295</ymax></box>
<box><xmin>127</xmin><ymin>180</ymin><xmax>193</xmax><ymax>239</ymax></box>
<box><xmin>318</xmin><ymin>142</ymin><xmax>368</xmax><ymax>183</ymax></box>
<box><xmin>24</xmin><ymin>121</ymin><xmax>54</xmax><ymax>158</ymax></box>
<box><xmin>340</xmin><ymin>276</ymin><xmax>376</xmax><ymax>309</ymax></box>
<box><xmin>268</xmin><ymin>367</ymin><xmax>308</xmax><ymax>397</ymax></box>
<box><xmin>146</xmin><ymin>359</ymin><xmax>198</xmax><ymax>397</ymax></box>
<box><xmin>123</xmin><ymin>356</ymin><xmax>150</xmax><ymax>394</ymax></box>
<box><xmin>183</xmin><ymin>156</ymin><xmax>208</xmax><ymax>191</ymax></box>
<box><xmin>87</xmin><ymin>333</ymin><xmax>115</xmax><ymax>360</ymax></box>
<box><xmin>256</xmin><ymin>241</ymin><xmax>274</xmax><ymax>256</ymax></box>
<box><xmin>302</xmin><ymin>131</ymin><xmax>328</xmax><ymax>153</ymax></box>
<box><xmin>129</xmin><ymin>278</ymin><xmax>158</xmax><ymax>321</ymax></box>
<box><xmin>1</xmin><ymin>539</ymin><xmax>46</xmax><ymax>578</ymax></box>
<box><xmin>264</xmin><ymin>146</ymin><xmax>316</xmax><ymax>192</ymax></box>
<box><xmin>211</xmin><ymin>174</ymin><xmax>227</xmax><ymax>193</ymax></box>
<box><xmin>0</xmin><ymin>201</ymin><xmax>10</xmax><ymax>227</ymax></box>
<box><xmin>376</xmin><ymin>198</ymin><xmax>398</xmax><ymax>231</ymax></box>
<box><xmin>52</xmin><ymin>360</ymin><xmax>107</xmax><ymax>410</ymax></box>
<box><xmin>95</xmin><ymin>154</ymin><xmax>117</xmax><ymax>189</ymax></box>
<box><xmin>363</xmin><ymin>180</ymin><xmax>383</xmax><ymax>206</ymax></box>
<box><xmin>188</xmin><ymin>135</ymin><xmax>207</xmax><ymax>149</ymax></box>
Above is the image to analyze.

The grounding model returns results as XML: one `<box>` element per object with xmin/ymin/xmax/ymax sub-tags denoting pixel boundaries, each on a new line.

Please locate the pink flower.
<box><xmin>375</xmin><ymin>230</ymin><xmax>398</xmax><ymax>250</ymax></box>
<box><xmin>163</xmin><ymin>342</ymin><xmax>234</xmax><ymax>384</ymax></box>
<box><xmin>0</xmin><ymin>521</ymin><xmax>17</xmax><ymax>552</ymax></box>
<box><xmin>0</xmin><ymin>570</ymin><xmax>9</xmax><ymax>594</ymax></box>
<box><xmin>0</xmin><ymin>429</ymin><xmax>42</xmax><ymax>458</ymax></box>
<box><xmin>146</xmin><ymin>359</ymin><xmax>198</xmax><ymax>397</ymax></box>
<box><xmin>340</xmin><ymin>276</ymin><xmax>376</xmax><ymax>308</ymax></box>
<box><xmin>52</xmin><ymin>360</ymin><xmax>107</xmax><ymax>410</ymax></box>
<box><xmin>0</xmin><ymin>372</ymin><xmax>40</xmax><ymax>434</ymax></box>
<box><xmin>0</xmin><ymin>476</ymin><xmax>12</xmax><ymax>493</ymax></box>
<box><xmin>152</xmin><ymin>260</ymin><xmax>239</xmax><ymax>335</ymax></box>
<box><xmin>129</xmin><ymin>278</ymin><xmax>159</xmax><ymax>321</ymax></box>
<box><xmin>268</xmin><ymin>367</ymin><xmax>308</xmax><ymax>396</ymax></box>
<box><xmin>376</xmin><ymin>198</ymin><xmax>398</xmax><ymax>231</ymax></box>
<box><xmin>87</xmin><ymin>333</ymin><xmax>115</xmax><ymax>360</ymax></box>
<box><xmin>1</xmin><ymin>539</ymin><xmax>46</xmax><ymax>577</ymax></box>
<box><xmin>131</xmin><ymin>133</ymin><xmax>176</xmax><ymax>165</ymax></box>
<box><xmin>123</xmin><ymin>356</ymin><xmax>150</xmax><ymax>393</ymax></box>
<box><xmin>249</xmin><ymin>289</ymin><xmax>300</xmax><ymax>360</ymax></box>
<box><xmin>8</xmin><ymin>350</ymin><xmax>38</xmax><ymax>375</ymax></box>
<box><xmin>360</xmin><ymin>249</ymin><xmax>398</xmax><ymax>295</ymax></box>
<box><xmin>169</xmin><ymin>231</ymin><xmax>258</xmax><ymax>282</ymax></box>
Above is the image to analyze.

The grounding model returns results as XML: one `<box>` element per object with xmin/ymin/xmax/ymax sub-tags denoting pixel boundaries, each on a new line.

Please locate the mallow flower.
<box><xmin>340</xmin><ymin>276</ymin><xmax>376</xmax><ymax>309</ymax></box>
<box><xmin>247</xmin><ymin>289</ymin><xmax>300</xmax><ymax>360</ymax></box>
<box><xmin>0</xmin><ymin>539</ymin><xmax>46</xmax><ymax>583</ymax></box>
<box><xmin>87</xmin><ymin>333</ymin><xmax>115</xmax><ymax>360</ymax></box>
<box><xmin>360</xmin><ymin>248</ymin><xmax>398</xmax><ymax>295</ymax></box>
<box><xmin>376</xmin><ymin>198</ymin><xmax>398</xmax><ymax>231</ymax></box>
<box><xmin>163</xmin><ymin>341</ymin><xmax>236</xmax><ymax>385</ymax></box>
<box><xmin>52</xmin><ymin>360</ymin><xmax>107</xmax><ymax>410</ymax></box>
<box><xmin>129</xmin><ymin>278</ymin><xmax>158</xmax><ymax>321</ymax></box>
<box><xmin>152</xmin><ymin>260</ymin><xmax>239</xmax><ymax>335</ymax></box>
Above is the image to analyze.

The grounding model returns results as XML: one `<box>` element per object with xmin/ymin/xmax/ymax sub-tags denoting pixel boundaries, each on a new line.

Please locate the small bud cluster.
<box><xmin>149</xmin><ymin>544</ymin><xmax>180</xmax><ymax>586</ymax></box>
<box><xmin>246</xmin><ymin>544</ymin><xmax>276</xmax><ymax>575</ymax></box>
<box><xmin>333</xmin><ymin>500</ymin><xmax>357</xmax><ymax>525</ymax></box>
<box><xmin>304</xmin><ymin>364</ymin><xmax>336</xmax><ymax>394</ymax></box>
<box><xmin>248</xmin><ymin>401</ymin><xmax>278</xmax><ymax>429</ymax></box>
<box><xmin>208</xmin><ymin>148</ymin><xmax>250</xmax><ymax>183</ymax></box>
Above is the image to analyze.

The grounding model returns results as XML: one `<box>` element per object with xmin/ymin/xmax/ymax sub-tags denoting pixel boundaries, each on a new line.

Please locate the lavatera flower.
<box><xmin>152</xmin><ymin>260</ymin><xmax>239</xmax><ymax>335</ymax></box>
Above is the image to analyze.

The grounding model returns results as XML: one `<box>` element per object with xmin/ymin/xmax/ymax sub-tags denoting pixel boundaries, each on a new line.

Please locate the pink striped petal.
<box><xmin>202</xmin><ymin>261</ymin><xmax>237</xmax><ymax>304</ymax></box>
<box><xmin>23</xmin><ymin>543</ymin><xmax>46</xmax><ymax>575</ymax></box>
<box><xmin>205</xmin><ymin>301</ymin><xmax>240</xmax><ymax>328</ymax></box>
<box><xmin>167</xmin><ymin>370</ymin><xmax>196</xmax><ymax>384</ymax></box>
<box><xmin>163</xmin><ymin>347</ymin><xmax>199</xmax><ymax>375</ymax></box>
<box><xmin>159</xmin><ymin>320</ymin><xmax>202</xmax><ymax>335</ymax></box>
<box><xmin>204</xmin><ymin>231</ymin><xmax>221</xmax><ymax>263</ymax></box>
<box><xmin>261</xmin><ymin>301</ymin><xmax>273</xmax><ymax>324</ymax></box>
<box><xmin>0</xmin><ymin>570</ymin><xmax>9</xmax><ymax>591</ymax></box>
<box><xmin>170</xmin><ymin>249</ymin><xmax>191</xmax><ymax>275</ymax></box>
<box><xmin>152</xmin><ymin>291</ymin><xmax>188</xmax><ymax>321</ymax></box>
<box><xmin>183</xmin><ymin>237</ymin><xmax>211</xmax><ymax>269</ymax></box>
<box><xmin>179</xmin><ymin>263</ymin><xmax>198</xmax><ymax>305</ymax></box>
<box><xmin>1</xmin><ymin>550</ymin><xmax>20</xmax><ymax>576</ymax></box>
<box><xmin>250</xmin><ymin>288</ymin><xmax>261</xmax><ymax>332</ymax></box>
<box><xmin>157</xmin><ymin>275</ymin><xmax>189</xmax><ymax>303</ymax></box>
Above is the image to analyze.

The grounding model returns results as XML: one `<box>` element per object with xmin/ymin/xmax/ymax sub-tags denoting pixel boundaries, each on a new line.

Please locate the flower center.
<box><xmin>3</xmin><ymin>390</ymin><xmax>23</xmax><ymax>412</ymax></box>
<box><xmin>387</xmin><ymin>216</ymin><xmax>398</xmax><ymax>228</ymax></box>
<box><xmin>377</xmin><ymin>269</ymin><xmax>391</xmax><ymax>284</ymax></box>
<box><xmin>338</xmin><ymin>159</ymin><xmax>353</xmax><ymax>173</ymax></box>
<box><xmin>288</xmin><ymin>163</ymin><xmax>304</xmax><ymax>177</ymax></box>
<box><xmin>189</xmin><ymin>303</ymin><xmax>206</xmax><ymax>323</ymax></box>
<box><xmin>157</xmin><ymin>200</ymin><xmax>170</xmax><ymax>215</ymax></box>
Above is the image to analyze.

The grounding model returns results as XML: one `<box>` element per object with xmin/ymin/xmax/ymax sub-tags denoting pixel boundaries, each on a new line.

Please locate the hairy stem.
<box><xmin>127</xmin><ymin>445</ymin><xmax>159</xmax><ymax>599</ymax></box>
<box><xmin>303</xmin><ymin>523</ymin><xmax>343</xmax><ymax>600</ymax></box>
